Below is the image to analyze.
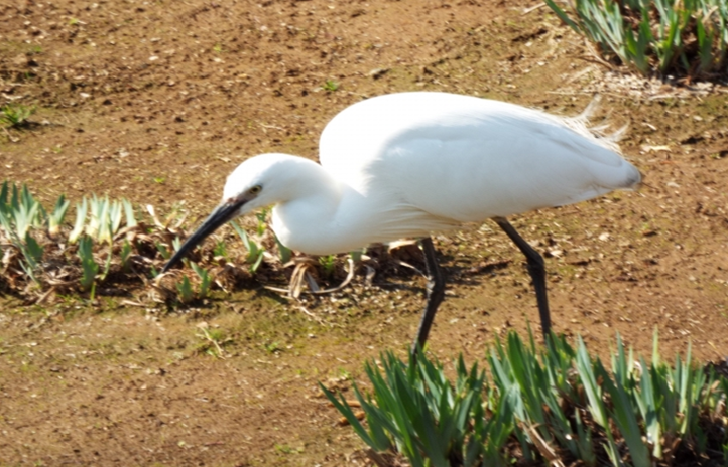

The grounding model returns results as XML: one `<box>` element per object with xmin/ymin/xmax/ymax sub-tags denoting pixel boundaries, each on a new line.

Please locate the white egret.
<box><xmin>162</xmin><ymin>92</ymin><xmax>641</xmax><ymax>352</ymax></box>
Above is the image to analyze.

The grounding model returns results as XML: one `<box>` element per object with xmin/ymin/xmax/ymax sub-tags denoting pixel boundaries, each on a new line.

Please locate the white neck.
<box><xmin>267</xmin><ymin>157</ymin><xmax>362</xmax><ymax>255</ymax></box>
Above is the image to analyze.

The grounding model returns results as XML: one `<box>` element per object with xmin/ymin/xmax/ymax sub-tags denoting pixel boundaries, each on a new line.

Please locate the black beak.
<box><xmin>161</xmin><ymin>200</ymin><xmax>244</xmax><ymax>273</ymax></box>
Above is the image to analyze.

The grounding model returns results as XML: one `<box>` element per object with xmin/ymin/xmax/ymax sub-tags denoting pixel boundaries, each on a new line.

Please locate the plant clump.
<box><xmin>0</xmin><ymin>181</ymin><xmax>378</xmax><ymax>308</ymax></box>
<box><xmin>545</xmin><ymin>0</ymin><xmax>728</xmax><ymax>80</ymax></box>
<box><xmin>323</xmin><ymin>330</ymin><xmax>728</xmax><ymax>467</ymax></box>
<box><xmin>0</xmin><ymin>104</ymin><xmax>36</xmax><ymax>129</ymax></box>
<box><xmin>0</xmin><ymin>181</ymin><xmax>273</xmax><ymax>306</ymax></box>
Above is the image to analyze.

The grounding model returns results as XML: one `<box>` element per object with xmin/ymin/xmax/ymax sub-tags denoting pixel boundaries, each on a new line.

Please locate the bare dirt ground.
<box><xmin>1</xmin><ymin>0</ymin><xmax>728</xmax><ymax>465</ymax></box>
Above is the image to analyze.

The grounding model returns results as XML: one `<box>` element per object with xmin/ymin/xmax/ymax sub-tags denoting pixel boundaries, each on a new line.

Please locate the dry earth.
<box><xmin>1</xmin><ymin>0</ymin><xmax>728</xmax><ymax>465</ymax></box>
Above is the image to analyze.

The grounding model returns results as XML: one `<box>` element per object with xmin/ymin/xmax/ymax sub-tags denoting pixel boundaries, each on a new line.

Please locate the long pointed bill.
<box><xmin>162</xmin><ymin>200</ymin><xmax>244</xmax><ymax>273</ymax></box>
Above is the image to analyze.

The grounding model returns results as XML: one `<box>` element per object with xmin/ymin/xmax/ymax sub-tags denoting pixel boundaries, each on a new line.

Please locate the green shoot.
<box><xmin>47</xmin><ymin>194</ymin><xmax>70</xmax><ymax>238</ymax></box>
<box><xmin>231</xmin><ymin>220</ymin><xmax>265</xmax><ymax>273</ymax></box>
<box><xmin>213</xmin><ymin>240</ymin><xmax>227</xmax><ymax>258</ymax></box>
<box><xmin>68</xmin><ymin>198</ymin><xmax>88</xmax><ymax>244</ymax></box>
<box><xmin>255</xmin><ymin>208</ymin><xmax>268</xmax><ymax>237</ymax></box>
<box><xmin>77</xmin><ymin>237</ymin><xmax>98</xmax><ymax>291</ymax></box>
<box><xmin>120</xmin><ymin>239</ymin><xmax>132</xmax><ymax>271</ymax></box>
<box><xmin>122</xmin><ymin>199</ymin><xmax>137</xmax><ymax>228</ymax></box>
<box><xmin>322</xmin><ymin>80</ymin><xmax>340</xmax><ymax>92</ymax></box>
<box><xmin>319</xmin><ymin>255</ymin><xmax>336</xmax><ymax>278</ymax></box>
<box><xmin>0</xmin><ymin>181</ymin><xmax>7</xmax><ymax>215</ymax></box>
<box><xmin>274</xmin><ymin>233</ymin><xmax>291</xmax><ymax>264</ymax></box>
<box><xmin>155</xmin><ymin>241</ymin><xmax>170</xmax><ymax>260</ymax></box>
<box><xmin>99</xmin><ymin>251</ymin><xmax>112</xmax><ymax>282</ymax></box>
<box><xmin>23</xmin><ymin>232</ymin><xmax>43</xmax><ymax>265</ymax></box>
<box><xmin>175</xmin><ymin>276</ymin><xmax>194</xmax><ymax>303</ymax></box>
<box><xmin>191</xmin><ymin>262</ymin><xmax>212</xmax><ymax>298</ymax></box>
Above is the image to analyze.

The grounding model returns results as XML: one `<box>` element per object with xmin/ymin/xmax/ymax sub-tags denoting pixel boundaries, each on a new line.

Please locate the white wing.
<box><xmin>320</xmin><ymin>92</ymin><xmax>640</xmax><ymax>223</ymax></box>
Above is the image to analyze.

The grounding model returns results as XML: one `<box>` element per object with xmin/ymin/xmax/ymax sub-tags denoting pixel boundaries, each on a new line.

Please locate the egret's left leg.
<box><xmin>411</xmin><ymin>237</ymin><xmax>446</xmax><ymax>356</ymax></box>
<box><xmin>493</xmin><ymin>216</ymin><xmax>552</xmax><ymax>339</ymax></box>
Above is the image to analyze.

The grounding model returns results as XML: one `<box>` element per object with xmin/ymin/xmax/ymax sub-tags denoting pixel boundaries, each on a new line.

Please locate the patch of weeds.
<box><xmin>262</xmin><ymin>340</ymin><xmax>282</xmax><ymax>354</ymax></box>
<box><xmin>545</xmin><ymin>0</ymin><xmax>728</xmax><ymax>79</ymax></box>
<box><xmin>321</xmin><ymin>80</ymin><xmax>340</xmax><ymax>92</ymax></box>
<box><xmin>0</xmin><ymin>182</ymin><xmax>72</xmax><ymax>284</ymax></box>
<box><xmin>325</xmin><ymin>330</ymin><xmax>728</xmax><ymax>467</ymax></box>
<box><xmin>195</xmin><ymin>326</ymin><xmax>228</xmax><ymax>358</ymax></box>
<box><xmin>274</xmin><ymin>443</ymin><xmax>304</xmax><ymax>454</ymax></box>
<box><xmin>274</xmin><ymin>443</ymin><xmax>293</xmax><ymax>454</ymax></box>
<box><xmin>171</xmin><ymin>262</ymin><xmax>212</xmax><ymax>305</ymax></box>
<box><xmin>0</xmin><ymin>104</ymin><xmax>36</xmax><ymax>129</ymax></box>
<box><xmin>337</xmin><ymin>366</ymin><xmax>352</xmax><ymax>380</ymax></box>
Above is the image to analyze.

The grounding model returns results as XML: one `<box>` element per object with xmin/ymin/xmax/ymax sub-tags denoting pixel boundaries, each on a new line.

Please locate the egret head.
<box><xmin>161</xmin><ymin>154</ymin><xmax>296</xmax><ymax>273</ymax></box>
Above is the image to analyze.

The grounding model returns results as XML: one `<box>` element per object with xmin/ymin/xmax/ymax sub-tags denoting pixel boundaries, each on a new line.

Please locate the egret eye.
<box><xmin>249</xmin><ymin>185</ymin><xmax>262</xmax><ymax>195</ymax></box>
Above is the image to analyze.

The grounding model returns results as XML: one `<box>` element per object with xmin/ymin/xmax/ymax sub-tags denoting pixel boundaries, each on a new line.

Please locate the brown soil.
<box><xmin>1</xmin><ymin>0</ymin><xmax>728</xmax><ymax>465</ymax></box>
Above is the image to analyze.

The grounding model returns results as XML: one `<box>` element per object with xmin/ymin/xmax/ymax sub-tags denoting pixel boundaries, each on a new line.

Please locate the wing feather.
<box><xmin>320</xmin><ymin>92</ymin><xmax>640</xmax><ymax>223</ymax></box>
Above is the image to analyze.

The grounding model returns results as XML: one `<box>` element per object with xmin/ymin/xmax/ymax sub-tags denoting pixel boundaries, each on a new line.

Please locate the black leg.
<box><xmin>493</xmin><ymin>216</ymin><xmax>552</xmax><ymax>339</ymax></box>
<box><xmin>411</xmin><ymin>237</ymin><xmax>447</xmax><ymax>356</ymax></box>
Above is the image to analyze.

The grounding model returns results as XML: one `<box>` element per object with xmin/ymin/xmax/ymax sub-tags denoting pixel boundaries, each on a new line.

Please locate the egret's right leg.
<box><xmin>411</xmin><ymin>237</ymin><xmax>446</xmax><ymax>355</ymax></box>
<box><xmin>493</xmin><ymin>216</ymin><xmax>552</xmax><ymax>338</ymax></box>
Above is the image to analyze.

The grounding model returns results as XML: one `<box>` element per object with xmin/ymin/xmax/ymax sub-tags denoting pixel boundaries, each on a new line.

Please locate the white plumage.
<box><xmin>164</xmin><ymin>92</ymin><xmax>641</xmax><ymax>348</ymax></box>
<box><xmin>224</xmin><ymin>92</ymin><xmax>639</xmax><ymax>255</ymax></box>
